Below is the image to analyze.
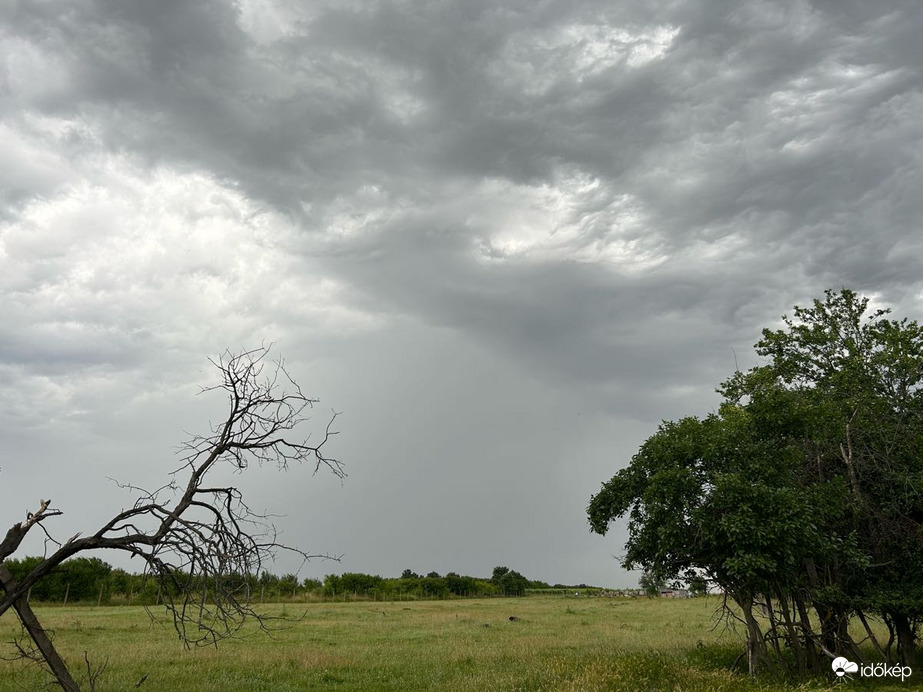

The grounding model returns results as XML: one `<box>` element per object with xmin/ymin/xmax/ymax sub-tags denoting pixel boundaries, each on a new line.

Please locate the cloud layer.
<box><xmin>2</xmin><ymin>0</ymin><xmax>922</xmax><ymax>586</ymax></box>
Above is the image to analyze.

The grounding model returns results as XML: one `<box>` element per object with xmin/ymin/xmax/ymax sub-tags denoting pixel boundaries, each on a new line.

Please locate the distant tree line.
<box><xmin>4</xmin><ymin>557</ymin><xmax>589</xmax><ymax>604</ymax></box>
<box><xmin>324</xmin><ymin>565</ymin><xmax>571</xmax><ymax>599</ymax></box>
<box><xmin>3</xmin><ymin>556</ymin><xmax>318</xmax><ymax>605</ymax></box>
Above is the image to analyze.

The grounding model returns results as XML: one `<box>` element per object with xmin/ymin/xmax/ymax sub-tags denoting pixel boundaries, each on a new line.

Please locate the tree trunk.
<box><xmin>776</xmin><ymin>590</ymin><xmax>806</xmax><ymax>676</ymax></box>
<box><xmin>741</xmin><ymin>599</ymin><xmax>768</xmax><ymax>676</ymax></box>
<box><xmin>794</xmin><ymin>592</ymin><xmax>823</xmax><ymax>673</ymax></box>
<box><xmin>818</xmin><ymin>603</ymin><xmax>851</xmax><ymax>658</ymax></box>
<box><xmin>892</xmin><ymin>612</ymin><xmax>918</xmax><ymax>667</ymax></box>
<box><xmin>13</xmin><ymin>598</ymin><xmax>81</xmax><ymax>691</ymax></box>
<box><xmin>763</xmin><ymin>593</ymin><xmax>783</xmax><ymax>660</ymax></box>
<box><xmin>0</xmin><ymin>565</ymin><xmax>80</xmax><ymax>691</ymax></box>
<box><xmin>857</xmin><ymin>609</ymin><xmax>888</xmax><ymax>662</ymax></box>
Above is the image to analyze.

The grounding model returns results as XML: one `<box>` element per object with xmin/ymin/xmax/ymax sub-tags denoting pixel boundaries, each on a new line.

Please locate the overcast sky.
<box><xmin>2</xmin><ymin>0</ymin><xmax>922</xmax><ymax>588</ymax></box>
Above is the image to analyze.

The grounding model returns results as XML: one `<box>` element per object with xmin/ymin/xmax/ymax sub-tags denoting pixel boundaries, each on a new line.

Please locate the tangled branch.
<box><xmin>0</xmin><ymin>346</ymin><xmax>344</xmax><ymax>688</ymax></box>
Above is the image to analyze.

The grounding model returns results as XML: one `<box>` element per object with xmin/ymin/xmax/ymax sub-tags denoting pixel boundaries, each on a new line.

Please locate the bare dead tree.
<box><xmin>0</xmin><ymin>346</ymin><xmax>343</xmax><ymax>690</ymax></box>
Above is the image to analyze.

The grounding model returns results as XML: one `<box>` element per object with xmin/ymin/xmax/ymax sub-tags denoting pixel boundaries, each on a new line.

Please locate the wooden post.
<box><xmin>97</xmin><ymin>584</ymin><xmax>104</xmax><ymax>608</ymax></box>
<box><xmin>63</xmin><ymin>583</ymin><xmax>70</xmax><ymax>607</ymax></box>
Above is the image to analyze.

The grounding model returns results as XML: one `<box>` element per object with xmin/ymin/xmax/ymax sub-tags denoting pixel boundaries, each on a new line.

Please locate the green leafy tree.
<box><xmin>638</xmin><ymin>569</ymin><xmax>664</xmax><ymax>598</ymax></box>
<box><xmin>687</xmin><ymin>574</ymin><xmax>708</xmax><ymax>598</ymax></box>
<box><xmin>589</xmin><ymin>289</ymin><xmax>923</xmax><ymax>675</ymax></box>
<box><xmin>745</xmin><ymin>289</ymin><xmax>923</xmax><ymax>666</ymax></box>
<box><xmin>491</xmin><ymin>566</ymin><xmax>509</xmax><ymax>582</ymax></box>
<box><xmin>277</xmin><ymin>573</ymin><xmax>300</xmax><ymax>597</ymax></box>
<box><xmin>497</xmin><ymin>569</ymin><xmax>529</xmax><ymax>596</ymax></box>
<box><xmin>323</xmin><ymin>573</ymin><xmax>341</xmax><ymax>595</ymax></box>
<box><xmin>420</xmin><ymin>576</ymin><xmax>448</xmax><ymax>597</ymax></box>
<box><xmin>445</xmin><ymin>573</ymin><xmax>477</xmax><ymax>596</ymax></box>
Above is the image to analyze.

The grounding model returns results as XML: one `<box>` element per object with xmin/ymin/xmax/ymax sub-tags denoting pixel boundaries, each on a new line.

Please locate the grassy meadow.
<box><xmin>0</xmin><ymin>596</ymin><xmax>911</xmax><ymax>691</ymax></box>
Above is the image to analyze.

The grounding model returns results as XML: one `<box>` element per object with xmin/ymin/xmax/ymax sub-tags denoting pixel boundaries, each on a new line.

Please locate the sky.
<box><xmin>1</xmin><ymin>0</ymin><xmax>922</xmax><ymax>589</ymax></box>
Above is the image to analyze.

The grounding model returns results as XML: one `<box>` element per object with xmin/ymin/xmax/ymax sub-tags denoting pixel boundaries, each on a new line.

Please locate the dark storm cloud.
<box><xmin>2</xmin><ymin>0</ymin><xmax>923</xmax><ymax>585</ymax></box>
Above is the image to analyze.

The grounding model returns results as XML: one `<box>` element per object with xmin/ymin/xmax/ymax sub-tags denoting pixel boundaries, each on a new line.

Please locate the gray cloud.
<box><xmin>2</xmin><ymin>0</ymin><xmax>922</xmax><ymax>586</ymax></box>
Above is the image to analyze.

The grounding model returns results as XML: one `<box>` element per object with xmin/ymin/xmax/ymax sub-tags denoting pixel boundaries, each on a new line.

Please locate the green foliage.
<box><xmin>589</xmin><ymin>289</ymin><xmax>923</xmax><ymax>672</ymax></box>
<box><xmin>638</xmin><ymin>569</ymin><xmax>664</xmax><ymax>597</ymax></box>
<box><xmin>6</xmin><ymin>560</ymin><xmax>552</xmax><ymax>605</ymax></box>
<box><xmin>491</xmin><ymin>566</ymin><xmax>510</xmax><ymax>582</ymax></box>
<box><xmin>687</xmin><ymin>574</ymin><xmax>708</xmax><ymax>597</ymax></box>
<box><xmin>5</xmin><ymin>557</ymin><xmax>112</xmax><ymax>602</ymax></box>
<box><xmin>496</xmin><ymin>570</ymin><xmax>529</xmax><ymax>596</ymax></box>
<box><xmin>324</xmin><ymin>572</ymin><xmax>384</xmax><ymax>596</ymax></box>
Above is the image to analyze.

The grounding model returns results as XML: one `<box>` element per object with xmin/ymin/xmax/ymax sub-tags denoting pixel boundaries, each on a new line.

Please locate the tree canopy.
<box><xmin>588</xmin><ymin>289</ymin><xmax>923</xmax><ymax>676</ymax></box>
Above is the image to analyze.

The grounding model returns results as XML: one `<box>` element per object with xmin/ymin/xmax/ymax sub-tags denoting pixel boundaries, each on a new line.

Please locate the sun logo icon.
<box><xmin>832</xmin><ymin>657</ymin><xmax>859</xmax><ymax>677</ymax></box>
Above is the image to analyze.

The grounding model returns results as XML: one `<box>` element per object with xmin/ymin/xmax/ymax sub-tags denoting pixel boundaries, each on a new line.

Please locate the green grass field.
<box><xmin>0</xmin><ymin>596</ymin><xmax>912</xmax><ymax>691</ymax></box>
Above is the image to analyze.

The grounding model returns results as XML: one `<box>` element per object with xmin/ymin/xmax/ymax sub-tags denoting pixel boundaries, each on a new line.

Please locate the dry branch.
<box><xmin>0</xmin><ymin>346</ymin><xmax>343</xmax><ymax>689</ymax></box>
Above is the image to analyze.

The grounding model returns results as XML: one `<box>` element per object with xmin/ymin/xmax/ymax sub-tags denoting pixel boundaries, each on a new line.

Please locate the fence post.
<box><xmin>63</xmin><ymin>583</ymin><xmax>70</xmax><ymax>607</ymax></box>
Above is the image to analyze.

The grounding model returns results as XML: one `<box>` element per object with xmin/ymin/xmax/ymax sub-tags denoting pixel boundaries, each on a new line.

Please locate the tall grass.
<box><xmin>0</xmin><ymin>596</ymin><xmax>911</xmax><ymax>690</ymax></box>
